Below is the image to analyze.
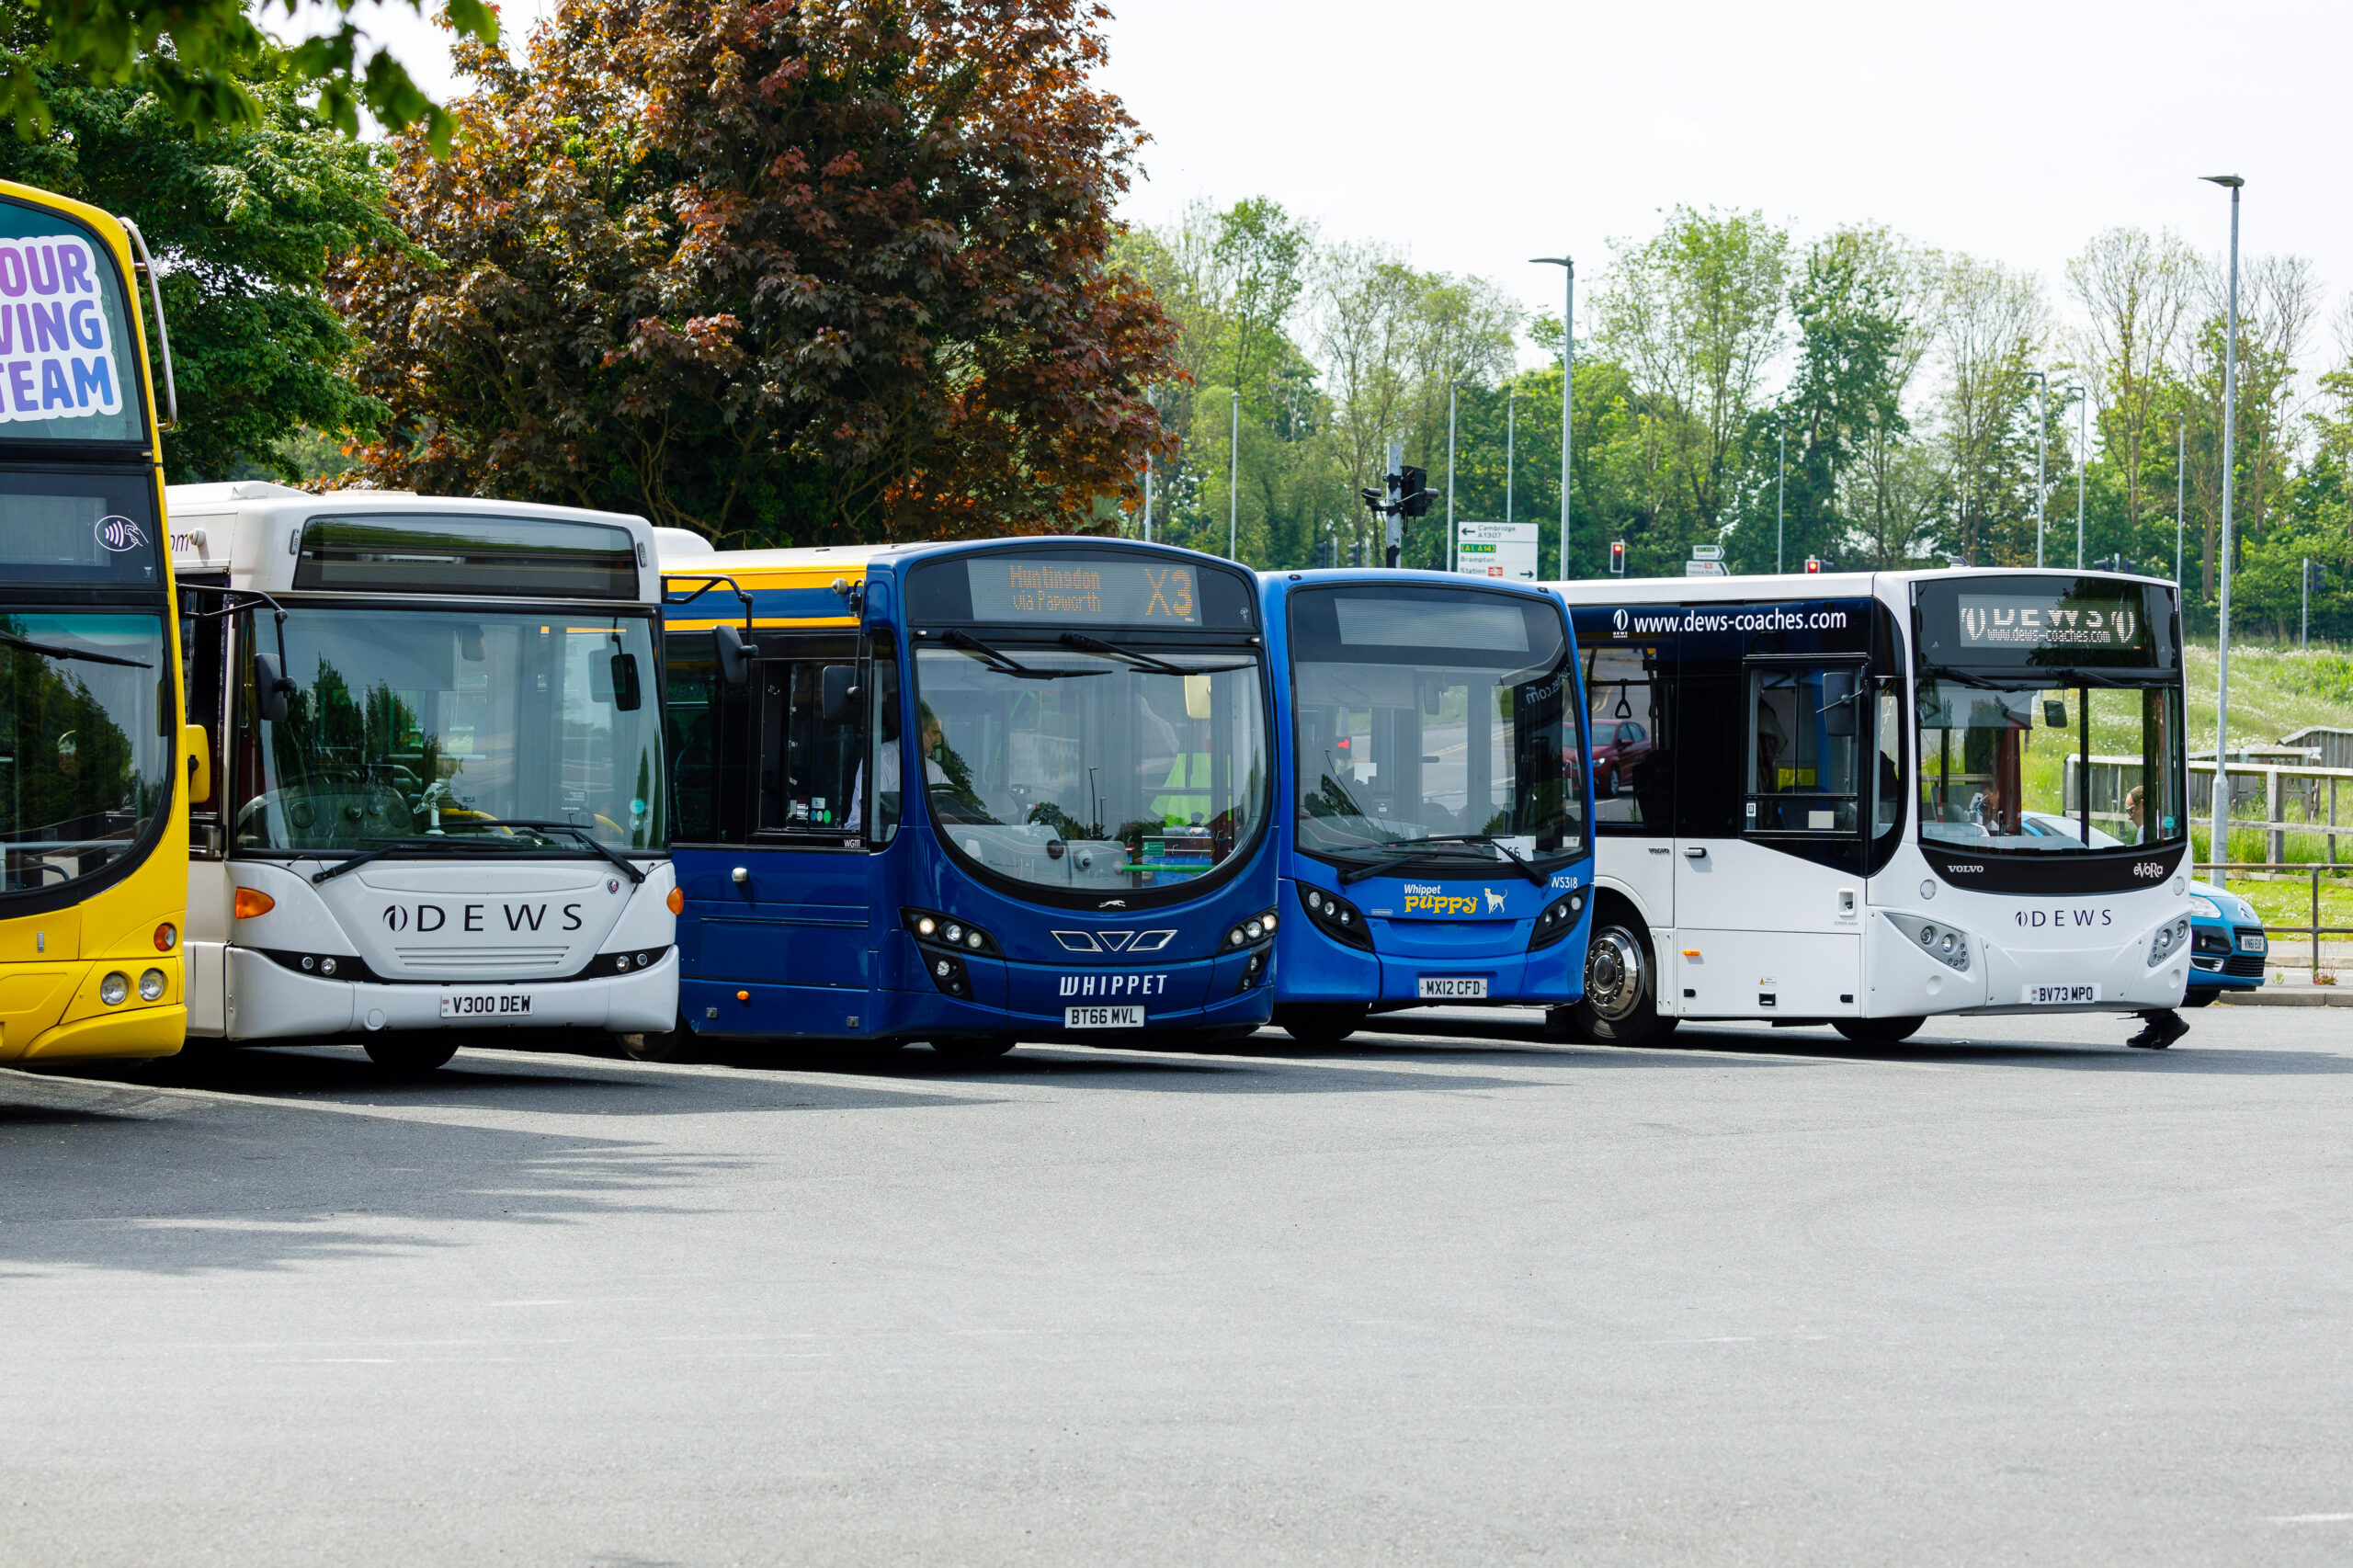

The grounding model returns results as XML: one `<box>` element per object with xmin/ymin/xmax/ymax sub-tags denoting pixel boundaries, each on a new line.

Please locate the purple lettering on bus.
<box><xmin>9</xmin><ymin>358</ymin><xmax>38</xmax><ymax>412</ymax></box>
<box><xmin>0</xmin><ymin>247</ymin><xmax>25</xmax><ymax>298</ymax></box>
<box><xmin>39</xmin><ymin>358</ymin><xmax>69</xmax><ymax>409</ymax></box>
<box><xmin>27</xmin><ymin>244</ymin><xmax>59</xmax><ymax>296</ymax></box>
<box><xmin>56</xmin><ymin>244</ymin><xmax>89</xmax><ymax>296</ymax></box>
<box><xmin>29</xmin><ymin>301</ymin><xmax>65</xmax><ymax>352</ymax></box>
<box><xmin>67</xmin><ymin>300</ymin><xmax>99</xmax><ymax>350</ymax></box>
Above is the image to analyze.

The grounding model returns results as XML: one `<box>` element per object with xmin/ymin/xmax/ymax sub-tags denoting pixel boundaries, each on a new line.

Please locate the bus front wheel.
<box><xmin>1275</xmin><ymin>1005</ymin><xmax>1368</xmax><ymax>1048</ymax></box>
<box><xmin>1832</xmin><ymin>1016</ymin><xmax>1926</xmax><ymax>1046</ymax></box>
<box><xmin>363</xmin><ymin>1035</ymin><xmax>460</xmax><ymax>1074</ymax></box>
<box><xmin>1563</xmin><ymin>918</ymin><xmax>1674</xmax><ymax>1047</ymax></box>
<box><xmin>932</xmin><ymin>1035</ymin><xmax>1017</xmax><ymax>1062</ymax></box>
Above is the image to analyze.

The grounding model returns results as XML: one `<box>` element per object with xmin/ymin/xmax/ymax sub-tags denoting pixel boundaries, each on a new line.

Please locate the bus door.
<box><xmin>667</xmin><ymin>626</ymin><xmax>878</xmax><ymax>1032</ymax></box>
<box><xmin>1577</xmin><ymin>618</ymin><xmax>1676</xmax><ymax>934</ymax></box>
<box><xmin>1674</xmin><ymin>650</ymin><xmax>1867</xmax><ymax>1018</ymax></box>
<box><xmin>177</xmin><ymin>574</ymin><xmax>230</xmax><ymax>1033</ymax></box>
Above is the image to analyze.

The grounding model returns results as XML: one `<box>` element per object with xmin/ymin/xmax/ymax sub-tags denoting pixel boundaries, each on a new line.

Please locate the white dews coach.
<box><xmin>173</xmin><ymin>483</ymin><xmax>677</xmax><ymax>1071</ymax></box>
<box><xmin>1548</xmin><ymin>569</ymin><xmax>2191</xmax><ymax>1048</ymax></box>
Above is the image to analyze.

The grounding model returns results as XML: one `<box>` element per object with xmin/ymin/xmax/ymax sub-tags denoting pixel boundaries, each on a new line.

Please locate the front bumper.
<box><xmin>223</xmin><ymin>947</ymin><xmax>679</xmax><ymax>1040</ymax></box>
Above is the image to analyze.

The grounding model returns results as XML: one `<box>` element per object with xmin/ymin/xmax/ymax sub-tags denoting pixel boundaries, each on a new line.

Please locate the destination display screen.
<box><xmin>1915</xmin><ymin>576</ymin><xmax>2174</xmax><ymax>670</ymax></box>
<box><xmin>1954</xmin><ymin>593</ymin><xmax>2150</xmax><ymax>653</ymax></box>
<box><xmin>963</xmin><ymin>557</ymin><xmax>1202</xmax><ymax>626</ymax></box>
<box><xmin>293</xmin><ymin>515</ymin><xmax>642</xmax><ymax>599</ymax></box>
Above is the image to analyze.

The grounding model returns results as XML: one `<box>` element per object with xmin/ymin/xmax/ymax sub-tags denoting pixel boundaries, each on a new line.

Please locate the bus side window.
<box><xmin>1744</xmin><ymin>665</ymin><xmax>1859</xmax><ymax>834</ymax></box>
<box><xmin>1872</xmin><ymin>679</ymin><xmax>1903</xmax><ymax>834</ymax></box>
<box><xmin>1584</xmin><ymin>643</ymin><xmax>1671</xmax><ymax>831</ymax></box>
<box><xmin>755</xmin><ymin>642</ymin><xmax>866</xmax><ymax>838</ymax></box>
<box><xmin>181</xmin><ymin>597</ymin><xmax>226</xmax><ymax>857</ymax></box>
<box><xmin>861</xmin><ymin>642</ymin><xmax>899</xmax><ymax>846</ymax></box>
<box><xmin>665</xmin><ymin>631</ymin><xmax>748</xmax><ymax>842</ymax></box>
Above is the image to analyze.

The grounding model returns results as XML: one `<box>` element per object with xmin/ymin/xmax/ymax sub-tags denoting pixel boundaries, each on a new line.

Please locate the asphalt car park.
<box><xmin>6</xmin><ymin>1007</ymin><xmax>2353</xmax><ymax>1568</ymax></box>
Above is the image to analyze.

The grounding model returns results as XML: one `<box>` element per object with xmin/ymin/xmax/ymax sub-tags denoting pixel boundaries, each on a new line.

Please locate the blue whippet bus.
<box><xmin>1261</xmin><ymin>570</ymin><xmax>1595</xmax><ymax>1045</ymax></box>
<box><xmin>656</xmin><ymin>536</ymin><xmax>1279</xmax><ymax>1059</ymax></box>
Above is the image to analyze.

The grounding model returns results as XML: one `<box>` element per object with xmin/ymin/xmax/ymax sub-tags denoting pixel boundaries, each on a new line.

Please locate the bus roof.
<box><xmin>167</xmin><ymin>484</ymin><xmax>661</xmax><ymax>603</ymax></box>
<box><xmin>1545</xmin><ymin>565</ymin><xmax>2175</xmax><ymax>605</ymax></box>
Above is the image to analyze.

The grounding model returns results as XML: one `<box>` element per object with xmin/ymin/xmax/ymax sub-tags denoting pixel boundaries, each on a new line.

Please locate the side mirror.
<box><xmin>608</xmin><ymin>653</ymin><xmax>642</xmax><ymax>711</ymax></box>
<box><xmin>713</xmin><ymin>624</ymin><xmax>751</xmax><ymax>687</ymax></box>
<box><xmin>254</xmin><ymin>653</ymin><xmax>293</xmax><ymax>724</ymax></box>
<box><xmin>1820</xmin><ymin>670</ymin><xmax>1857</xmax><ymax>736</ymax></box>
<box><xmin>182</xmin><ymin>723</ymin><xmax>211</xmax><ymax>805</ymax></box>
<box><xmin>2043</xmin><ymin>699</ymin><xmax>2067</xmax><ymax>729</ymax></box>
<box><xmin>820</xmin><ymin>664</ymin><xmax>860</xmax><ymax>723</ymax></box>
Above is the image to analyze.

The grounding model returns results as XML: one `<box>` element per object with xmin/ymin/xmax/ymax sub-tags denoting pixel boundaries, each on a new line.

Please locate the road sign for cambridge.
<box><xmin>1454</xmin><ymin>520</ymin><xmax>1539</xmax><ymax>581</ymax></box>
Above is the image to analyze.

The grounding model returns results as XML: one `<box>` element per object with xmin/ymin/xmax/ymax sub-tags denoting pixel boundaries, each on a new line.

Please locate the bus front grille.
<box><xmin>392</xmin><ymin>946</ymin><xmax>574</xmax><ymax>972</ymax></box>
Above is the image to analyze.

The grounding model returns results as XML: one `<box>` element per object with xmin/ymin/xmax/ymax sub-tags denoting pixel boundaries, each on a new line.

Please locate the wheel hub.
<box><xmin>1586</xmin><ymin>927</ymin><xmax>1645</xmax><ymax>1022</ymax></box>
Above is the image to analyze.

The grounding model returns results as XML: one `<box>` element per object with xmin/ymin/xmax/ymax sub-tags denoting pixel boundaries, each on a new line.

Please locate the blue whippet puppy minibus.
<box><xmin>656</xmin><ymin>535</ymin><xmax>1279</xmax><ymax>1060</ymax></box>
<box><xmin>1260</xmin><ymin>569</ymin><xmax>1595</xmax><ymax>1045</ymax></box>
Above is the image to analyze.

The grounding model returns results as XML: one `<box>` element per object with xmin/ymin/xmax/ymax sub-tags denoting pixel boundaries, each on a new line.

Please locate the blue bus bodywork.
<box><xmin>661</xmin><ymin>539</ymin><xmax>1279</xmax><ymax>1058</ymax></box>
<box><xmin>1261</xmin><ymin>570</ymin><xmax>1595</xmax><ymax>1045</ymax></box>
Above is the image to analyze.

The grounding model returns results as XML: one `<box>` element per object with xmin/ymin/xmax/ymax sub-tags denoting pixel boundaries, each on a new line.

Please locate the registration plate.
<box><xmin>1418</xmin><ymin>976</ymin><xmax>1490</xmax><ymax>1000</ymax></box>
<box><xmin>439</xmin><ymin>990</ymin><xmax>534</xmax><ymax>1019</ymax></box>
<box><xmin>1064</xmin><ymin>1005</ymin><xmax>1143</xmax><ymax>1028</ymax></box>
<box><xmin>2240</xmin><ymin>933</ymin><xmax>2268</xmax><ymax>952</ymax></box>
<box><xmin>2021</xmin><ymin>983</ymin><xmax>2100</xmax><ymax>1006</ymax></box>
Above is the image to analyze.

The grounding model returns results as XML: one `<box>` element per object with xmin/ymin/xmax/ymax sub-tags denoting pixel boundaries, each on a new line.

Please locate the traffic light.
<box><xmin>1608</xmin><ymin>540</ymin><xmax>1626</xmax><ymax>575</ymax></box>
<box><xmin>1316</xmin><ymin>539</ymin><xmax>1335</xmax><ymax>569</ymax></box>
<box><xmin>1400</xmin><ymin>466</ymin><xmax>1433</xmax><ymax>518</ymax></box>
<box><xmin>1804</xmin><ymin>556</ymin><xmax>1822</xmax><ymax>574</ymax></box>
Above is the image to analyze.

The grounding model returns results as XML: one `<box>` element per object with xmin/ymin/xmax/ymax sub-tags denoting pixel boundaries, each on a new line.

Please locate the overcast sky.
<box><xmin>333</xmin><ymin>0</ymin><xmax>2350</xmax><ymax>355</ymax></box>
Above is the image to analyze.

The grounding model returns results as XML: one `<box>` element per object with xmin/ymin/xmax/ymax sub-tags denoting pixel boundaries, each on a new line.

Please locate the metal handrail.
<box><xmin>116</xmin><ymin>216</ymin><xmax>177</xmax><ymax>428</ymax></box>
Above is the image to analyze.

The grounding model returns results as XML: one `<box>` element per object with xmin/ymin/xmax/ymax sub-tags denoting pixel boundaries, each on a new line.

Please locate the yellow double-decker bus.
<box><xmin>0</xmin><ymin>181</ymin><xmax>195</xmax><ymax>1064</ymax></box>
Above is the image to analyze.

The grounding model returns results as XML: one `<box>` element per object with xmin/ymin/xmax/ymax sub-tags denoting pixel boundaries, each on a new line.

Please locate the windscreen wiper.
<box><xmin>0</xmin><ymin>631</ymin><xmax>151</xmax><ymax>670</ymax></box>
<box><xmin>942</xmin><ymin>629</ymin><xmax>1099</xmax><ymax>681</ymax></box>
<box><xmin>1057</xmin><ymin>631</ymin><xmax>1246</xmax><ymax>677</ymax></box>
<box><xmin>500</xmin><ymin>819</ymin><xmax>647</xmax><ymax>883</ymax></box>
<box><xmin>311</xmin><ymin>835</ymin><xmax>520</xmax><ymax>884</ymax></box>
<box><xmin>1335</xmin><ymin>832</ymin><xmax>1548</xmax><ymax>886</ymax></box>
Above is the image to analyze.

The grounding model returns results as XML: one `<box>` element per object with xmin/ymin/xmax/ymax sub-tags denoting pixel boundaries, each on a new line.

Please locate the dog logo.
<box><xmin>1483</xmin><ymin>888</ymin><xmax>1507</xmax><ymax>914</ymax></box>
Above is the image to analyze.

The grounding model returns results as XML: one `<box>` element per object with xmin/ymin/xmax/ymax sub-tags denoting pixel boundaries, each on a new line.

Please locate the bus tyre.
<box><xmin>1832</xmin><ymin>1016</ymin><xmax>1926</xmax><ymax>1046</ymax></box>
<box><xmin>933</xmin><ymin>1035</ymin><xmax>1017</xmax><ymax>1062</ymax></box>
<box><xmin>1566</xmin><ymin>918</ymin><xmax>1674</xmax><ymax>1047</ymax></box>
<box><xmin>1276</xmin><ymin>1005</ymin><xmax>1368</xmax><ymax>1047</ymax></box>
<box><xmin>620</xmin><ymin>1020</ymin><xmax>700</xmax><ymax>1063</ymax></box>
<box><xmin>363</xmin><ymin>1035</ymin><xmax>460</xmax><ymax>1074</ymax></box>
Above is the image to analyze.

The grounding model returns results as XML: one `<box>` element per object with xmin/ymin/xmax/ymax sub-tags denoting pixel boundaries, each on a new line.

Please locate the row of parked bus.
<box><xmin>0</xmin><ymin>178</ymin><xmax>2220</xmax><ymax>1075</ymax></box>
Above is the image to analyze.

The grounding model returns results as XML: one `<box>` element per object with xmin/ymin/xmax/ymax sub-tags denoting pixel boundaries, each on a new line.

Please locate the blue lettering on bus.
<box><xmin>70</xmin><ymin>356</ymin><xmax>110</xmax><ymax>409</ymax></box>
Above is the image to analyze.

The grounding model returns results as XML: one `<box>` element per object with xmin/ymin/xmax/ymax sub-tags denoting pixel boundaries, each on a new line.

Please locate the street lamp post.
<box><xmin>1506</xmin><ymin>391</ymin><xmax>1516</xmax><ymax>528</ymax></box>
<box><xmin>2173</xmin><ymin>411</ymin><xmax>2187</xmax><ymax>585</ymax></box>
<box><xmin>1446</xmin><ymin>382</ymin><xmax>1459</xmax><ymax>574</ymax></box>
<box><xmin>1776</xmin><ymin>416</ymin><xmax>1787</xmax><ymax>574</ymax></box>
<box><xmin>2204</xmin><ymin>174</ymin><xmax>2245</xmax><ymax>887</ymax></box>
<box><xmin>2067</xmin><ymin>385</ymin><xmax>2087</xmax><ymax>568</ymax></box>
<box><xmin>1531</xmin><ymin>256</ymin><xmax>1574</xmax><ymax>577</ymax></box>
<box><xmin>1229</xmin><ymin>390</ymin><xmax>1240</xmax><ymax>562</ymax></box>
<box><xmin>2027</xmin><ymin>371</ymin><xmax>2049</xmax><ymax>568</ymax></box>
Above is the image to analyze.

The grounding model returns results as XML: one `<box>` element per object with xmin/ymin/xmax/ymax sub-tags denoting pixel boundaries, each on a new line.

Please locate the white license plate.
<box><xmin>1419</xmin><ymin>976</ymin><xmax>1489</xmax><ymax>1000</ymax></box>
<box><xmin>2240</xmin><ymin>933</ymin><xmax>2268</xmax><ymax>952</ymax></box>
<box><xmin>1064</xmin><ymin>1005</ymin><xmax>1144</xmax><ymax>1028</ymax></box>
<box><xmin>439</xmin><ymin>990</ymin><xmax>534</xmax><ymax>1019</ymax></box>
<box><xmin>2021</xmin><ymin>983</ymin><xmax>2100</xmax><ymax>1006</ymax></box>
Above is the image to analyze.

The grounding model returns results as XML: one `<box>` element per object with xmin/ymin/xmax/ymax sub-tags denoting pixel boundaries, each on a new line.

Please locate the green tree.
<box><xmin>0</xmin><ymin>0</ymin><xmax>494</xmax><ymax>147</ymax></box>
<box><xmin>0</xmin><ymin>48</ymin><xmax>396</xmax><ymax>479</ymax></box>
<box><xmin>338</xmin><ymin>0</ymin><xmax>1179</xmax><ymax>543</ymax></box>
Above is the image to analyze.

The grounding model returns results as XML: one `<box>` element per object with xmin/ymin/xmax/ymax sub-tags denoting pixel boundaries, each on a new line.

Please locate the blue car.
<box><xmin>2185</xmin><ymin>880</ymin><xmax>2267</xmax><ymax>1005</ymax></box>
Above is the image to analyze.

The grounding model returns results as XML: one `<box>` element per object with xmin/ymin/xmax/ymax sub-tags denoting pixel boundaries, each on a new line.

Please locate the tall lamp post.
<box><xmin>2027</xmin><ymin>371</ymin><xmax>2049</xmax><ymax>568</ymax></box>
<box><xmin>1776</xmin><ymin>416</ymin><xmax>1787</xmax><ymax>574</ymax></box>
<box><xmin>1506</xmin><ymin>391</ymin><xmax>1517</xmax><ymax>528</ymax></box>
<box><xmin>2204</xmin><ymin>174</ymin><xmax>2245</xmax><ymax>886</ymax></box>
<box><xmin>1531</xmin><ymin>256</ymin><xmax>1574</xmax><ymax>577</ymax></box>
<box><xmin>1228</xmin><ymin>390</ymin><xmax>1240</xmax><ymax>561</ymax></box>
<box><xmin>2173</xmin><ymin>411</ymin><xmax>2187</xmax><ymax>586</ymax></box>
<box><xmin>1446</xmin><ymin>382</ymin><xmax>1459</xmax><ymax>574</ymax></box>
<box><xmin>2066</xmin><ymin>384</ymin><xmax>2086</xmax><ymax>568</ymax></box>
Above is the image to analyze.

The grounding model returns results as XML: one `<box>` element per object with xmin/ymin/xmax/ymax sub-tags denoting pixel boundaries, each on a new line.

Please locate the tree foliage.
<box><xmin>335</xmin><ymin>0</ymin><xmax>1178</xmax><ymax>545</ymax></box>
<box><xmin>0</xmin><ymin>42</ymin><xmax>397</xmax><ymax>479</ymax></box>
<box><xmin>0</xmin><ymin>0</ymin><xmax>496</xmax><ymax>147</ymax></box>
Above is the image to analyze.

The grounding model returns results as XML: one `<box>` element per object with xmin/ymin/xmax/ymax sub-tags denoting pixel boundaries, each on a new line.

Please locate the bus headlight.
<box><xmin>1883</xmin><ymin>912</ymin><xmax>1971</xmax><ymax>972</ymax></box>
<box><xmin>1226</xmin><ymin>909</ymin><xmax>1278</xmax><ymax>949</ymax></box>
<box><xmin>138</xmin><ymin>969</ymin><xmax>168</xmax><ymax>1001</ymax></box>
<box><xmin>902</xmin><ymin>908</ymin><xmax>997</xmax><ymax>956</ymax></box>
<box><xmin>1297</xmin><ymin>884</ymin><xmax>1372</xmax><ymax>951</ymax></box>
<box><xmin>99</xmin><ymin>971</ymin><xmax>130</xmax><ymax>1006</ymax></box>
<box><xmin>2147</xmin><ymin>916</ymin><xmax>2190</xmax><ymax>967</ymax></box>
<box><xmin>1527</xmin><ymin>890</ymin><xmax>1587</xmax><ymax>951</ymax></box>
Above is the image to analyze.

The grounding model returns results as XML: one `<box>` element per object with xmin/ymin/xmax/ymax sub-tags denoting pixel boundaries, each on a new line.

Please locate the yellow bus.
<box><xmin>0</xmin><ymin>181</ymin><xmax>196</xmax><ymax>1064</ymax></box>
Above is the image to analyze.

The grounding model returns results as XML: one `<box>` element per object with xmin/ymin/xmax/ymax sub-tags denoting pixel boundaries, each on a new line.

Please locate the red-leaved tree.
<box><xmin>333</xmin><ymin>0</ymin><xmax>1177</xmax><ymax>543</ymax></box>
